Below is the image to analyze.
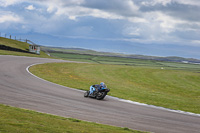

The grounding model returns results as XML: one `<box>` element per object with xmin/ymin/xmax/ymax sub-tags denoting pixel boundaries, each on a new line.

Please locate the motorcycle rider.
<box><xmin>90</xmin><ymin>82</ymin><xmax>107</xmax><ymax>95</ymax></box>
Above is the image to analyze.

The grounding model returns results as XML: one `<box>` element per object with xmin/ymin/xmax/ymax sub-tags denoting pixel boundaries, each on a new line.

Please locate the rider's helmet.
<box><xmin>100</xmin><ymin>82</ymin><xmax>105</xmax><ymax>88</ymax></box>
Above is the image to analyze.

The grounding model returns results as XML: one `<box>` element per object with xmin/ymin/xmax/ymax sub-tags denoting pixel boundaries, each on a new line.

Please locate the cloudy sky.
<box><xmin>0</xmin><ymin>0</ymin><xmax>200</xmax><ymax>59</ymax></box>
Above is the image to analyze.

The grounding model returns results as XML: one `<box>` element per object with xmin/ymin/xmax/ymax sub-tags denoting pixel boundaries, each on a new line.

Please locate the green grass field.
<box><xmin>30</xmin><ymin>62</ymin><xmax>200</xmax><ymax>114</ymax></box>
<box><xmin>0</xmin><ymin>104</ymin><xmax>143</xmax><ymax>133</ymax></box>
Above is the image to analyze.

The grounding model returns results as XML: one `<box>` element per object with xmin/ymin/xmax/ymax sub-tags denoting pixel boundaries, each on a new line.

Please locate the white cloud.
<box><xmin>0</xmin><ymin>11</ymin><xmax>22</xmax><ymax>23</ymax></box>
<box><xmin>152</xmin><ymin>12</ymin><xmax>185</xmax><ymax>33</ymax></box>
<box><xmin>47</xmin><ymin>5</ymin><xmax>57</xmax><ymax>13</ymax></box>
<box><xmin>128</xmin><ymin>17</ymin><xmax>148</xmax><ymax>23</ymax></box>
<box><xmin>88</xmin><ymin>9</ymin><xmax>123</xmax><ymax>19</ymax></box>
<box><xmin>176</xmin><ymin>0</ymin><xmax>200</xmax><ymax>6</ymax></box>
<box><xmin>25</xmin><ymin>5</ymin><xmax>35</xmax><ymax>10</ymax></box>
<box><xmin>43</xmin><ymin>0</ymin><xmax>140</xmax><ymax>21</ymax></box>
<box><xmin>54</xmin><ymin>5</ymin><xmax>123</xmax><ymax>20</ymax></box>
<box><xmin>0</xmin><ymin>0</ymin><xmax>24</xmax><ymax>7</ymax></box>
<box><xmin>191</xmin><ymin>40</ymin><xmax>200</xmax><ymax>46</ymax></box>
<box><xmin>68</xmin><ymin>16</ymin><xmax>77</xmax><ymax>20</ymax></box>
<box><xmin>141</xmin><ymin>0</ymin><xmax>172</xmax><ymax>6</ymax></box>
<box><xmin>141</xmin><ymin>0</ymin><xmax>200</xmax><ymax>7</ymax></box>
<box><xmin>123</xmin><ymin>27</ymin><xmax>141</xmax><ymax>36</ymax></box>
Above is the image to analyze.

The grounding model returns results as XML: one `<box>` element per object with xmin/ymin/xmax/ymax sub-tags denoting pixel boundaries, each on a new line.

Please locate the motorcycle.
<box><xmin>84</xmin><ymin>85</ymin><xmax>110</xmax><ymax>100</ymax></box>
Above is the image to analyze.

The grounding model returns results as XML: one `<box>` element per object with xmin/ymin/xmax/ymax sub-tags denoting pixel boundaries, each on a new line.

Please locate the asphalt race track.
<box><xmin>0</xmin><ymin>55</ymin><xmax>200</xmax><ymax>133</ymax></box>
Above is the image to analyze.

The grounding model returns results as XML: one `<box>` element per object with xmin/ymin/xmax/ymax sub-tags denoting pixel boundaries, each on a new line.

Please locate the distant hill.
<box><xmin>1</xmin><ymin>36</ymin><xmax>199</xmax><ymax>64</ymax></box>
<box><xmin>41</xmin><ymin>46</ymin><xmax>200</xmax><ymax>64</ymax></box>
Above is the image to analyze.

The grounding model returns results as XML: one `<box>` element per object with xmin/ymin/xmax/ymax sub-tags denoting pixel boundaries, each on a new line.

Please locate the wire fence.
<box><xmin>0</xmin><ymin>32</ymin><xmax>18</xmax><ymax>40</ymax></box>
<box><xmin>0</xmin><ymin>32</ymin><xmax>38</xmax><ymax>46</ymax></box>
<box><xmin>0</xmin><ymin>32</ymin><xmax>41</xmax><ymax>54</ymax></box>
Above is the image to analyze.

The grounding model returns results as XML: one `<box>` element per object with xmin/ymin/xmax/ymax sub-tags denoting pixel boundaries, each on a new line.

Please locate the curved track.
<box><xmin>0</xmin><ymin>55</ymin><xmax>200</xmax><ymax>133</ymax></box>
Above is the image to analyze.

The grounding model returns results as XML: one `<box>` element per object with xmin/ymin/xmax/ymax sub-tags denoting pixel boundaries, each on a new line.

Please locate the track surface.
<box><xmin>0</xmin><ymin>55</ymin><xmax>200</xmax><ymax>133</ymax></box>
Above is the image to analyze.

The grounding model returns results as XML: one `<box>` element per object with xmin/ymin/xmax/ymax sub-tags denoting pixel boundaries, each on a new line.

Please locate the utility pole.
<box><xmin>10</xmin><ymin>35</ymin><xmax>11</xmax><ymax>39</ymax></box>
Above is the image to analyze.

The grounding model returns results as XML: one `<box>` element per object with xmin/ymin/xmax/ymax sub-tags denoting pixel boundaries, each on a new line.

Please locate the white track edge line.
<box><xmin>26</xmin><ymin>63</ymin><xmax>85</xmax><ymax>93</ymax></box>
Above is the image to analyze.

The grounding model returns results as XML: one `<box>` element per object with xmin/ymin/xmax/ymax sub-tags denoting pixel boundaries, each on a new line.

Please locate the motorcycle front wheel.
<box><xmin>84</xmin><ymin>91</ymin><xmax>90</xmax><ymax>97</ymax></box>
<box><xmin>96</xmin><ymin>92</ymin><xmax>107</xmax><ymax>100</ymax></box>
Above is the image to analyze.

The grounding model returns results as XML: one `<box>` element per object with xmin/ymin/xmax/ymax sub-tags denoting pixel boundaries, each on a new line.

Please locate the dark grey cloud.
<box><xmin>81</xmin><ymin>0</ymin><xmax>140</xmax><ymax>17</ymax></box>
<box><xmin>139</xmin><ymin>1</ymin><xmax>200</xmax><ymax>22</ymax></box>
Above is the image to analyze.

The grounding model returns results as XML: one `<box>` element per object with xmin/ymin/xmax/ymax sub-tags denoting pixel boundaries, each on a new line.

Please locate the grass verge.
<box><xmin>0</xmin><ymin>104</ymin><xmax>144</xmax><ymax>133</ymax></box>
<box><xmin>30</xmin><ymin>62</ymin><xmax>200</xmax><ymax>114</ymax></box>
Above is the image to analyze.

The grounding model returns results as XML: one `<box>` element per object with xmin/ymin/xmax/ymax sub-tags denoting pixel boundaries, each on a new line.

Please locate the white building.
<box><xmin>29</xmin><ymin>44</ymin><xmax>40</xmax><ymax>55</ymax></box>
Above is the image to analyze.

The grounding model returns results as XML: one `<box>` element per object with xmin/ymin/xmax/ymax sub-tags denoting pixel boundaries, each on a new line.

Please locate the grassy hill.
<box><xmin>0</xmin><ymin>37</ymin><xmax>50</xmax><ymax>58</ymax></box>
